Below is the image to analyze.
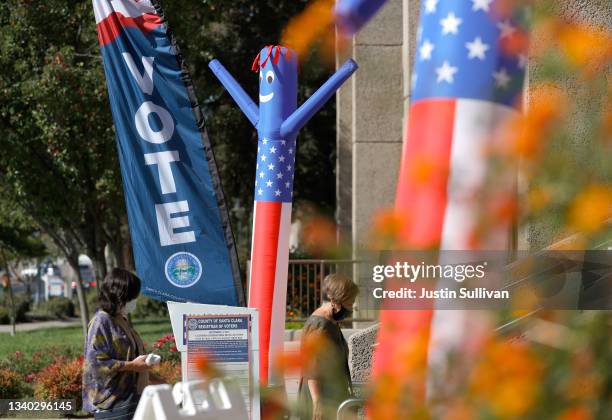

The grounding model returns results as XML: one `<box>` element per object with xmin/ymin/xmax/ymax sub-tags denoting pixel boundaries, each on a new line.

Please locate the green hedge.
<box><xmin>0</xmin><ymin>296</ymin><xmax>30</xmax><ymax>324</ymax></box>
<box><xmin>132</xmin><ymin>295</ymin><xmax>168</xmax><ymax>320</ymax></box>
<box><xmin>36</xmin><ymin>297</ymin><xmax>75</xmax><ymax>319</ymax></box>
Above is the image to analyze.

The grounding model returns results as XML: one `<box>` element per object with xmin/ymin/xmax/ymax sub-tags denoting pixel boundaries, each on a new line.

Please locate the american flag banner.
<box><xmin>249</xmin><ymin>136</ymin><xmax>296</xmax><ymax>385</ymax></box>
<box><xmin>372</xmin><ymin>0</ymin><xmax>527</xmax><ymax>404</ymax></box>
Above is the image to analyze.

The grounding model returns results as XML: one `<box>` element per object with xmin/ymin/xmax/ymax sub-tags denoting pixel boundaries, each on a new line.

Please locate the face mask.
<box><xmin>332</xmin><ymin>305</ymin><xmax>352</xmax><ymax>321</ymax></box>
<box><xmin>123</xmin><ymin>299</ymin><xmax>137</xmax><ymax>315</ymax></box>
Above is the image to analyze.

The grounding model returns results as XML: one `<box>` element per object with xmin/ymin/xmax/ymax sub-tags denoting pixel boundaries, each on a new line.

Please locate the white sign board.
<box><xmin>167</xmin><ymin>301</ymin><xmax>260</xmax><ymax>419</ymax></box>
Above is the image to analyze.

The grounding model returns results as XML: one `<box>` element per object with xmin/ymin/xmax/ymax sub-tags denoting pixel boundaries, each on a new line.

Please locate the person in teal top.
<box><xmin>298</xmin><ymin>273</ymin><xmax>359</xmax><ymax>420</ymax></box>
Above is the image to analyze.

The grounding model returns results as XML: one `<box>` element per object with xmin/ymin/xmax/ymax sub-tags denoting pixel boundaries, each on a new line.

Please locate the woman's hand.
<box><xmin>125</xmin><ymin>355</ymin><xmax>150</xmax><ymax>372</ymax></box>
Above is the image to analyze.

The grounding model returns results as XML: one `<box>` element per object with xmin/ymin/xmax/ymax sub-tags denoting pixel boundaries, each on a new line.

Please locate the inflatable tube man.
<box><xmin>209</xmin><ymin>46</ymin><xmax>357</xmax><ymax>384</ymax></box>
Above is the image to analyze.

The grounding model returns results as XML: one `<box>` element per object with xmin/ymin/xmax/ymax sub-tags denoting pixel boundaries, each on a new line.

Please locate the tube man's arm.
<box><xmin>280</xmin><ymin>59</ymin><xmax>358</xmax><ymax>139</ymax></box>
<box><xmin>209</xmin><ymin>60</ymin><xmax>259</xmax><ymax>127</ymax></box>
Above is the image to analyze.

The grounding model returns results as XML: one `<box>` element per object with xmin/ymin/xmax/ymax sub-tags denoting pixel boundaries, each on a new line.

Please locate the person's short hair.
<box><xmin>98</xmin><ymin>268</ymin><xmax>141</xmax><ymax>316</ymax></box>
<box><xmin>321</xmin><ymin>273</ymin><xmax>359</xmax><ymax>304</ymax></box>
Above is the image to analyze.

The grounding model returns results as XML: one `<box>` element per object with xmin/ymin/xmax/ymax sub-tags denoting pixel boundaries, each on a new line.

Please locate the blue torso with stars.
<box><xmin>254</xmin><ymin>46</ymin><xmax>299</xmax><ymax>203</ymax></box>
<box><xmin>412</xmin><ymin>0</ymin><xmax>526</xmax><ymax>107</ymax></box>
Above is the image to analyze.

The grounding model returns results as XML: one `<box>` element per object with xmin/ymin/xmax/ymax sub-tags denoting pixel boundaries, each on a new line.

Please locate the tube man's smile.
<box><xmin>260</xmin><ymin>92</ymin><xmax>274</xmax><ymax>103</ymax></box>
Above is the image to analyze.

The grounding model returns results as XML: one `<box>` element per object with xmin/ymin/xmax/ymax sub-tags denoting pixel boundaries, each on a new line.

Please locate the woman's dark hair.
<box><xmin>98</xmin><ymin>268</ymin><xmax>141</xmax><ymax>316</ymax></box>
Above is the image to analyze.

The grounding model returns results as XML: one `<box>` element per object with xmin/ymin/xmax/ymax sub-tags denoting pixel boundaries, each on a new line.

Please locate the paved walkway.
<box><xmin>0</xmin><ymin>318</ymin><xmax>81</xmax><ymax>333</ymax></box>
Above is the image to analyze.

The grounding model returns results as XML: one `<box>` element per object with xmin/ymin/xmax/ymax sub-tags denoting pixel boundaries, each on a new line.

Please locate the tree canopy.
<box><xmin>0</xmin><ymin>0</ymin><xmax>337</xmax><ymax>270</ymax></box>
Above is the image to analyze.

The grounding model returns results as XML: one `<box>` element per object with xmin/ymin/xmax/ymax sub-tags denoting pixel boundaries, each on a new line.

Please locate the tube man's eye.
<box><xmin>266</xmin><ymin>70</ymin><xmax>275</xmax><ymax>84</ymax></box>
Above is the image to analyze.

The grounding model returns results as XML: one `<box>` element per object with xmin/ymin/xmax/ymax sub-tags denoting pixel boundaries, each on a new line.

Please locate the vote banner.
<box><xmin>93</xmin><ymin>0</ymin><xmax>243</xmax><ymax>305</ymax></box>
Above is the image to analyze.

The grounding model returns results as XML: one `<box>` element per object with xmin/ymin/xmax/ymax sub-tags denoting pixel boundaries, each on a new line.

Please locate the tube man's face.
<box><xmin>258</xmin><ymin>46</ymin><xmax>297</xmax><ymax>135</ymax></box>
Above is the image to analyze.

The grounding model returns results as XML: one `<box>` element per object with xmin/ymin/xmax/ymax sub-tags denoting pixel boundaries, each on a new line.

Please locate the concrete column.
<box><xmin>336</xmin><ymin>0</ymin><xmax>414</xmax><ymax>322</ymax></box>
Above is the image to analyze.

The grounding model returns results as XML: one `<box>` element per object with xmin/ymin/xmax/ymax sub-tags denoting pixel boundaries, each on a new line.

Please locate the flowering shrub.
<box><xmin>152</xmin><ymin>361</ymin><xmax>182</xmax><ymax>385</ymax></box>
<box><xmin>33</xmin><ymin>356</ymin><xmax>83</xmax><ymax>410</ymax></box>
<box><xmin>0</xmin><ymin>347</ymin><xmax>79</xmax><ymax>378</ymax></box>
<box><xmin>0</xmin><ymin>368</ymin><xmax>26</xmax><ymax>398</ymax></box>
<box><xmin>151</xmin><ymin>334</ymin><xmax>181</xmax><ymax>364</ymax></box>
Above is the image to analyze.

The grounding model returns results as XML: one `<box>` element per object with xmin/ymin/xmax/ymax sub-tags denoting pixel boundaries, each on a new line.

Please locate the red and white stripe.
<box><xmin>372</xmin><ymin>98</ymin><xmax>516</xmax><ymax>397</ymax></box>
<box><xmin>248</xmin><ymin>201</ymin><xmax>292</xmax><ymax>385</ymax></box>
<box><xmin>92</xmin><ymin>0</ymin><xmax>162</xmax><ymax>46</ymax></box>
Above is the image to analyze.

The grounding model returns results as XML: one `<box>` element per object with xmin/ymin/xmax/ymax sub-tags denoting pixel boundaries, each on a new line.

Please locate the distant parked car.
<box><xmin>43</xmin><ymin>275</ymin><xmax>66</xmax><ymax>300</ymax></box>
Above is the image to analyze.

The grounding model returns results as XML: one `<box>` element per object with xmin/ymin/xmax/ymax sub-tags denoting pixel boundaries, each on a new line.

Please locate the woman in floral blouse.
<box><xmin>82</xmin><ymin>268</ymin><xmax>162</xmax><ymax>419</ymax></box>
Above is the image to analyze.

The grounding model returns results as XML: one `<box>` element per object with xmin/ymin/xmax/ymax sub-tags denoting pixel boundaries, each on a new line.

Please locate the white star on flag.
<box><xmin>258</xmin><ymin>188</ymin><xmax>263</xmax><ymax>195</ymax></box>
<box><xmin>268</xmin><ymin>163</ymin><xmax>274</xmax><ymax>170</ymax></box>
<box><xmin>285</xmin><ymin>182</ymin><xmax>290</xmax><ymax>188</ymax></box>
<box><xmin>497</xmin><ymin>20</ymin><xmax>516</xmax><ymax>38</ymax></box>
<box><xmin>262</xmin><ymin>138</ymin><xmax>268</xmax><ymax>144</ymax></box>
<box><xmin>493</xmin><ymin>68</ymin><xmax>511</xmax><ymax>88</ymax></box>
<box><xmin>436</xmin><ymin>61</ymin><xmax>458</xmax><ymax>83</ymax></box>
<box><xmin>266</xmin><ymin>180</ymin><xmax>273</xmax><ymax>187</ymax></box>
<box><xmin>472</xmin><ymin>0</ymin><xmax>493</xmax><ymax>12</ymax></box>
<box><xmin>465</xmin><ymin>37</ymin><xmax>489</xmax><ymax>60</ymax></box>
<box><xmin>259</xmin><ymin>171</ymin><xmax>264</xmax><ymax>178</ymax></box>
<box><xmin>281</xmin><ymin>140</ymin><xmax>286</xmax><ymax>145</ymax></box>
<box><xmin>286</xmin><ymin>165</ymin><xmax>291</xmax><ymax>171</ymax></box>
<box><xmin>440</xmin><ymin>12</ymin><xmax>462</xmax><ymax>35</ymax></box>
<box><xmin>279</xmin><ymin>156</ymin><xmax>285</xmax><ymax>162</ymax></box>
<box><xmin>277</xmin><ymin>172</ymin><xmax>283</xmax><ymax>179</ymax></box>
<box><xmin>288</xmin><ymin>148</ymin><xmax>293</xmax><ymax>154</ymax></box>
<box><xmin>275</xmin><ymin>190</ymin><xmax>281</xmax><ymax>196</ymax></box>
<box><xmin>261</xmin><ymin>155</ymin><xmax>267</xmax><ymax>161</ymax></box>
<box><xmin>270</xmin><ymin>146</ymin><xmax>276</xmax><ymax>154</ymax></box>
<box><xmin>420</xmin><ymin>40</ymin><xmax>435</xmax><ymax>61</ymax></box>
<box><xmin>424</xmin><ymin>0</ymin><xmax>438</xmax><ymax>15</ymax></box>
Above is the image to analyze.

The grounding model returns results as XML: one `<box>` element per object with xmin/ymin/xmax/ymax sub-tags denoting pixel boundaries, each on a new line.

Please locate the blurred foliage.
<box><xmin>513</xmin><ymin>0</ymin><xmax>612</xmax><ymax>249</ymax></box>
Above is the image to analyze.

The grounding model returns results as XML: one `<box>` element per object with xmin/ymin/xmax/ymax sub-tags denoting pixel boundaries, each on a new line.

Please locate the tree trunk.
<box><xmin>67</xmin><ymin>254</ymin><xmax>89</xmax><ymax>338</ymax></box>
<box><xmin>6</xmin><ymin>274</ymin><xmax>16</xmax><ymax>337</ymax></box>
<box><xmin>122</xmin><ymin>222</ymin><xmax>135</xmax><ymax>271</ymax></box>
<box><xmin>0</xmin><ymin>251</ymin><xmax>17</xmax><ymax>336</ymax></box>
<box><xmin>91</xmin><ymin>247</ymin><xmax>107</xmax><ymax>288</ymax></box>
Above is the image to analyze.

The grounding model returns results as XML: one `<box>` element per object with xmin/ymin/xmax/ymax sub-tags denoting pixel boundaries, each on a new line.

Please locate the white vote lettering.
<box><xmin>122</xmin><ymin>53</ymin><xmax>155</xmax><ymax>95</ymax></box>
<box><xmin>145</xmin><ymin>151</ymin><xmax>180</xmax><ymax>194</ymax></box>
<box><xmin>155</xmin><ymin>201</ymin><xmax>196</xmax><ymax>246</ymax></box>
<box><xmin>135</xmin><ymin>101</ymin><xmax>174</xmax><ymax>144</ymax></box>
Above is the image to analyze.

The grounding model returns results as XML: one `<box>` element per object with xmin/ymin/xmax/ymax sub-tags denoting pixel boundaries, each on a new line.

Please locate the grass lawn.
<box><xmin>0</xmin><ymin>318</ymin><xmax>173</xmax><ymax>356</ymax></box>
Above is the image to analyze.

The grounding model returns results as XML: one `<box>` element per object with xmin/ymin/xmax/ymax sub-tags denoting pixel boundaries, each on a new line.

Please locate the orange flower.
<box><xmin>281</xmin><ymin>0</ymin><xmax>335</xmax><ymax>60</ymax></box>
<box><xmin>369</xmin><ymin>208</ymin><xmax>406</xmax><ymax>248</ymax></box>
<box><xmin>558</xmin><ymin>406</ymin><xmax>593</xmax><ymax>420</ymax></box>
<box><xmin>193</xmin><ymin>354</ymin><xmax>221</xmax><ymax>379</ymax></box>
<box><xmin>471</xmin><ymin>339</ymin><xmax>543</xmax><ymax>417</ymax></box>
<box><xmin>528</xmin><ymin>186</ymin><xmax>552</xmax><ymax>212</ymax></box>
<box><xmin>509</xmin><ymin>83</ymin><xmax>566</xmax><ymax>159</ymax></box>
<box><xmin>558</xmin><ymin>24</ymin><xmax>612</xmax><ymax>75</ymax></box>
<box><xmin>302</xmin><ymin>216</ymin><xmax>338</xmax><ymax>255</ymax></box>
<box><xmin>272</xmin><ymin>330</ymin><xmax>326</xmax><ymax>375</ymax></box>
<box><xmin>568</xmin><ymin>184</ymin><xmax>612</xmax><ymax>234</ymax></box>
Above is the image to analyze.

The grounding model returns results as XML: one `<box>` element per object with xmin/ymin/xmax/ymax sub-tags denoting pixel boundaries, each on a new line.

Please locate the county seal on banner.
<box><xmin>92</xmin><ymin>0</ymin><xmax>244</xmax><ymax>306</ymax></box>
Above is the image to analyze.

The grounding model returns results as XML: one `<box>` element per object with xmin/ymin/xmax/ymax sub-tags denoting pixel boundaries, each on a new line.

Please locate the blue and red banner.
<box><xmin>93</xmin><ymin>0</ymin><xmax>244</xmax><ymax>306</ymax></box>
